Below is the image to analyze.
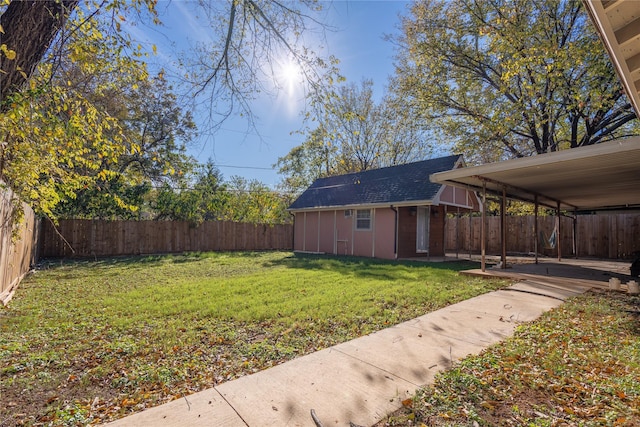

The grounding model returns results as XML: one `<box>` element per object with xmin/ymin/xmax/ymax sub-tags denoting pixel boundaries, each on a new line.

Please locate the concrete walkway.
<box><xmin>106</xmin><ymin>280</ymin><xmax>591</xmax><ymax>427</ymax></box>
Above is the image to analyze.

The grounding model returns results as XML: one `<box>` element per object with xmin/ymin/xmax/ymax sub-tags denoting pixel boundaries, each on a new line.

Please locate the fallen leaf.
<box><xmin>481</xmin><ymin>401</ymin><xmax>495</xmax><ymax>410</ymax></box>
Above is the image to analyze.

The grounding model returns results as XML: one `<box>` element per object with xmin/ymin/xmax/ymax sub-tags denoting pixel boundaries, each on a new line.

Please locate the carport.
<box><xmin>429</xmin><ymin>1</ymin><xmax>640</xmax><ymax>272</ymax></box>
<box><xmin>430</xmin><ymin>137</ymin><xmax>640</xmax><ymax>271</ymax></box>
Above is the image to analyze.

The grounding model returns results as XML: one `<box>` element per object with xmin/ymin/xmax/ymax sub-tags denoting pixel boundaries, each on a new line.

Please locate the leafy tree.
<box><xmin>50</xmin><ymin>72</ymin><xmax>198</xmax><ymax>219</ymax></box>
<box><xmin>152</xmin><ymin>161</ymin><xmax>229</xmax><ymax>223</ymax></box>
<box><xmin>392</xmin><ymin>0</ymin><xmax>639</xmax><ymax>163</ymax></box>
<box><xmin>274</xmin><ymin>126</ymin><xmax>338</xmax><ymax>194</ymax></box>
<box><xmin>0</xmin><ymin>4</ymin><xmax>155</xmax><ymax>218</ymax></box>
<box><xmin>53</xmin><ymin>178</ymin><xmax>152</xmax><ymax>220</ymax></box>
<box><xmin>116</xmin><ymin>76</ymin><xmax>196</xmax><ymax>185</ymax></box>
<box><xmin>150</xmin><ymin>167</ymin><xmax>291</xmax><ymax>225</ymax></box>
<box><xmin>0</xmin><ymin>0</ymin><xmax>337</xmax><ymax>222</ymax></box>
<box><xmin>277</xmin><ymin>79</ymin><xmax>431</xmax><ymax>193</ymax></box>
<box><xmin>223</xmin><ymin>176</ymin><xmax>292</xmax><ymax>224</ymax></box>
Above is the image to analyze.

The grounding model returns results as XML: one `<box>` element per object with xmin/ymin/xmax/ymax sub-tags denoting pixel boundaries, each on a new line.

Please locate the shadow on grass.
<box><xmin>606</xmin><ymin>291</ymin><xmax>640</xmax><ymax>336</ymax></box>
<box><xmin>39</xmin><ymin>254</ymin><xmax>166</xmax><ymax>270</ymax></box>
<box><xmin>38</xmin><ymin>251</ymin><xmax>483</xmax><ymax>281</ymax></box>
<box><xmin>509</xmin><ymin>262</ymin><xmax>632</xmax><ymax>282</ymax></box>
<box><xmin>262</xmin><ymin>252</ymin><xmax>482</xmax><ymax>279</ymax></box>
<box><xmin>37</xmin><ymin>250</ymin><xmax>280</xmax><ymax>273</ymax></box>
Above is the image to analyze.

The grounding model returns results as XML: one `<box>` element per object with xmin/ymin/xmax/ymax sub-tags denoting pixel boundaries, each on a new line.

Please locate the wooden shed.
<box><xmin>288</xmin><ymin>155</ymin><xmax>479</xmax><ymax>259</ymax></box>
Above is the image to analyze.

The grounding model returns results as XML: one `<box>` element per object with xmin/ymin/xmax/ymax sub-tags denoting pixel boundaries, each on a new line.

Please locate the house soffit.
<box><xmin>584</xmin><ymin>0</ymin><xmax>640</xmax><ymax>116</ymax></box>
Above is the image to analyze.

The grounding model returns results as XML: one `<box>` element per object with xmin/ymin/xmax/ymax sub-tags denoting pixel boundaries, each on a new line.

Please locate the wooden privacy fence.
<box><xmin>1</xmin><ymin>183</ymin><xmax>39</xmax><ymax>304</ymax></box>
<box><xmin>40</xmin><ymin>219</ymin><xmax>294</xmax><ymax>258</ymax></box>
<box><xmin>445</xmin><ymin>214</ymin><xmax>640</xmax><ymax>260</ymax></box>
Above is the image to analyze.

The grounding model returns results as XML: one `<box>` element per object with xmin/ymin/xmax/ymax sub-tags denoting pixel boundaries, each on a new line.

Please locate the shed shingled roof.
<box><xmin>288</xmin><ymin>155</ymin><xmax>462</xmax><ymax>210</ymax></box>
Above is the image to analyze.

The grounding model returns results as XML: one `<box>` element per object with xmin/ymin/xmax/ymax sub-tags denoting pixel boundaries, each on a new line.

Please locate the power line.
<box><xmin>216</xmin><ymin>164</ymin><xmax>275</xmax><ymax>170</ymax></box>
<box><xmin>217</xmin><ymin>127</ymin><xmax>303</xmax><ymax>144</ymax></box>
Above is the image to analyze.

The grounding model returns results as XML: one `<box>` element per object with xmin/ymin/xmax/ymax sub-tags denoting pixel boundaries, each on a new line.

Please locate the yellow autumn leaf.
<box><xmin>0</xmin><ymin>44</ymin><xmax>16</xmax><ymax>60</ymax></box>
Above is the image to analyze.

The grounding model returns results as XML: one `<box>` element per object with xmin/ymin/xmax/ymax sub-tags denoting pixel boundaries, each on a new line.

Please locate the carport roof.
<box><xmin>430</xmin><ymin>137</ymin><xmax>640</xmax><ymax>212</ymax></box>
<box><xmin>584</xmin><ymin>0</ymin><xmax>640</xmax><ymax>116</ymax></box>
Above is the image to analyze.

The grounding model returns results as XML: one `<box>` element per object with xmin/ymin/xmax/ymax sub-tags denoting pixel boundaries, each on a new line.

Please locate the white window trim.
<box><xmin>355</xmin><ymin>209</ymin><xmax>371</xmax><ymax>231</ymax></box>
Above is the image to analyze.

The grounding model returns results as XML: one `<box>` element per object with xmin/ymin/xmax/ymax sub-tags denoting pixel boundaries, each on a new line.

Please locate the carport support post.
<box><xmin>455</xmin><ymin>208</ymin><xmax>460</xmax><ymax>259</ymax></box>
<box><xmin>534</xmin><ymin>195</ymin><xmax>539</xmax><ymax>265</ymax></box>
<box><xmin>481</xmin><ymin>181</ymin><xmax>486</xmax><ymax>272</ymax></box>
<box><xmin>501</xmin><ymin>186</ymin><xmax>506</xmax><ymax>269</ymax></box>
<box><xmin>573</xmin><ymin>211</ymin><xmax>578</xmax><ymax>259</ymax></box>
<box><xmin>557</xmin><ymin>201</ymin><xmax>562</xmax><ymax>261</ymax></box>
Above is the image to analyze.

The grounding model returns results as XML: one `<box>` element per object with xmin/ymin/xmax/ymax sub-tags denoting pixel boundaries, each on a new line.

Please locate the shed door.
<box><xmin>416</xmin><ymin>206</ymin><xmax>430</xmax><ymax>253</ymax></box>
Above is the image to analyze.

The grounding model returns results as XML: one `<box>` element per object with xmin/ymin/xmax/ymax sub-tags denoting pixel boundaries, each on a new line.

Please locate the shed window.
<box><xmin>356</xmin><ymin>209</ymin><xmax>371</xmax><ymax>230</ymax></box>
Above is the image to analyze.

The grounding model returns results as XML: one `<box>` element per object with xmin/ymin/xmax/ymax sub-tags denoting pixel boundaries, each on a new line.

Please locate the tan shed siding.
<box><xmin>374</xmin><ymin>208</ymin><xmax>396</xmax><ymax>259</ymax></box>
<box><xmin>438</xmin><ymin>185</ymin><xmax>478</xmax><ymax>210</ymax></box>
<box><xmin>318</xmin><ymin>211</ymin><xmax>335</xmax><ymax>253</ymax></box>
<box><xmin>440</xmin><ymin>185</ymin><xmax>455</xmax><ymax>204</ymax></box>
<box><xmin>352</xmin><ymin>210</ymin><xmax>373</xmax><ymax>257</ymax></box>
<box><xmin>454</xmin><ymin>187</ymin><xmax>467</xmax><ymax>206</ymax></box>
<box><xmin>335</xmin><ymin>210</ymin><xmax>352</xmax><ymax>255</ymax></box>
<box><xmin>303</xmin><ymin>212</ymin><xmax>319</xmax><ymax>252</ymax></box>
<box><xmin>295</xmin><ymin>213</ymin><xmax>305</xmax><ymax>251</ymax></box>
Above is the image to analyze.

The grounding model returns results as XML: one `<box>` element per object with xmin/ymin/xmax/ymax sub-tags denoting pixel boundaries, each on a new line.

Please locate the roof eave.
<box><xmin>288</xmin><ymin>199</ymin><xmax>437</xmax><ymax>213</ymax></box>
<box><xmin>583</xmin><ymin>0</ymin><xmax>640</xmax><ymax>116</ymax></box>
<box><xmin>430</xmin><ymin>137</ymin><xmax>640</xmax><ymax>212</ymax></box>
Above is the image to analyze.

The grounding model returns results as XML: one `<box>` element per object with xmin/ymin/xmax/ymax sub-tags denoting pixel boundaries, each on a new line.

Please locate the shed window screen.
<box><xmin>356</xmin><ymin>209</ymin><xmax>371</xmax><ymax>230</ymax></box>
<box><xmin>416</xmin><ymin>206</ymin><xmax>429</xmax><ymax>252</ymax></box>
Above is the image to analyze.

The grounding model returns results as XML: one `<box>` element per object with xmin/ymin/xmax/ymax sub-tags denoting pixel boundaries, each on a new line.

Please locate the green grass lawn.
<box><xmin>380</xmin><ymin>290</ymin><xmax>640</xmax><ymax>426</ymax></box>
<box><xmin>0</xmin><ymin>251</ymin><xmax>505</xmax><ymax>426</ymax></box>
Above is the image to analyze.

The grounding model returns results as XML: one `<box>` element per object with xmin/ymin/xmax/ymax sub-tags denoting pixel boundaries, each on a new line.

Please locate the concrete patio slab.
<box><xmin>509</xmin><ymin>280</ymin><xmax>589</xmax><ymax>300</ymax></box>
<box><xmin>106</xmin><ymin>387</ymin><xmax>246</xmax><ymax>427</ymax></box>
<box><xmin>404</xmin><ymin>306</ymin><xmax>520</xmax><ymax>345</ymax></box>
<box><xmin>216</xmin><ymin>347</ymin><xmax>415</xmax><ymax>427</ymax></box>
<box><xmin>333</xmin><ymin>324</ymin><xmax>487</xmax><ymax>387</ymax></box>
<box><xmin>445</xmin><ymin>289</ymin><xmax>564</xmax><ymax>322</ymax></box>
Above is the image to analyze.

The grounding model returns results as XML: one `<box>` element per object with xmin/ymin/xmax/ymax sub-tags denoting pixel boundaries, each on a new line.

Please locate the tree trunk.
<box><xmin>0</xmin><ymin>0</ymin><xmax>78</xmax><ymax>108</ymax></box>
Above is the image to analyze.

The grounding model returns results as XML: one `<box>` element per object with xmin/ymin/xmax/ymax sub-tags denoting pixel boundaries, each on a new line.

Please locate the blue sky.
<box><xmin>143</xmin><ymin>1</ymin><xmax>411</xmax><ymax>188</ymax></box>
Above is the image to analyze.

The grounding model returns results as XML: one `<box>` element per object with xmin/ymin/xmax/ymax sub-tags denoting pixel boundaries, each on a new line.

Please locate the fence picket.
<box><xmin>446</xmin><ymin>215</ymin><xmax>640</xmax><ymax>259</ymax></box>
<box><xmin>39</xmin><ymin>219</ymin><xmax>294</xmax><ymax>258</ymax></box>
<box><xmin>0</xmin><ymin>183</ymin><xmax>39</xmax><ymax>304</ymax></box>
